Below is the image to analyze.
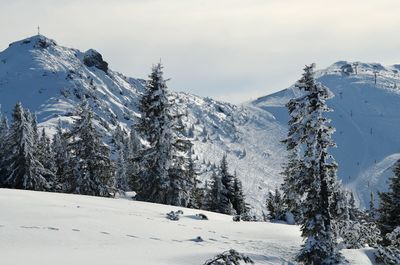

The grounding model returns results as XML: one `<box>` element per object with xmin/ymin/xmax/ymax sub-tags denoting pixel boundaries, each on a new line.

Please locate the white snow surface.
<box><xmin>0</xmin><ymin>189</ymin><xmax>375</xmax><ymax>265</ymax></box>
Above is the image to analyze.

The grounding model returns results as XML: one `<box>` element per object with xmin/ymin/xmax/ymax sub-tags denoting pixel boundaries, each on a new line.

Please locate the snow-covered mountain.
<box><xmin>252</xmin><ymin>61</ymin><xmax>400</xmax><ymax>207</ymax></box>
<box><xmin>0</xmin><ymin>35</ymin><xmax>286</xmax><ymax>214</ymax></box>
<box><xmin>1</xmin><ymin>35</ymin><xmax>399</xmax><ymax>212</ymax></box>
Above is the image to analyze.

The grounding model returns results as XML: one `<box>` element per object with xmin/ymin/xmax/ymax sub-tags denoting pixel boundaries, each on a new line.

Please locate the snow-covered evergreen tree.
<box><xmin>203</xmin><ymin>249</ymin><xmax>254</xmax><ymax>265</ymax></box>
<box><xmin>136</xmin><ymin>63</ymin><xmax>173</xmax><ymax>203</ymax></box>
<box><xmin>2</xmin><ymin>102</ymin><xmax>54</xmax><ymax>191</ymax></box>
<box><xmin>188</xmin><ymin>183</ymin><xmax>205</xmax><ymax>210</ymax></box>
<box><xmin>206</xmin><ymin>170</ymin><xmax>234</xmax><ymax>215</ymax></box>
<box><xmin>266</xmin><ymin>188</ymin><xmax>286</xmax><ymax>221</ymax></box>
<box><xmin>378</xmin><ymin>159</ymin><xmax>400</xmax><ymax>242</ymax></box>
<box><xmin>65</xmin><ymin>102</ymin><xmax>113</xmax><ymax>196</ymax></box>
<box><xmin>220</xmin><ymin>154</ymin><xmax>235</xmax><ymax>199</ymax></box>
<box><xmin>37</xmin><ymin>128</ymin><xmax>55</xmax><ymax>173</ymax></box>
<box><xmin>333</xmin><ymin>188</ymin><xmax>381</xmax><ymax>249</ymax></box>
<box><xmin>232</xmin><ymin>171</ymin><xmax>249</xmax><ymax>218</ymax></box>
<box><xmin>339</xmin><ymin>218</ymin><xmax>381</xmax><ymax>249</ymax></box>
<box><xmin>136</xmin><ymin>63</ymin><xmax>196</xmax><ymax>206</ymax></box>
<box><xmin>219</xmin><ymin>154</ymin><xmax>237</xmax><ymax>214</ymax></box>
<box><xmin>291</xmin><ymin>64</ymin><xmax>344</xmax><ymax>264</ymax></box>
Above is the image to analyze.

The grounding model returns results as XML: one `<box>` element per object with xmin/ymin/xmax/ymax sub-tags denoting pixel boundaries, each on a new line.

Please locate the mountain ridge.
<box><xmin>1</xmin><ymin>34</ymin><xmax>399</xmax><ymax>211</ymax></box>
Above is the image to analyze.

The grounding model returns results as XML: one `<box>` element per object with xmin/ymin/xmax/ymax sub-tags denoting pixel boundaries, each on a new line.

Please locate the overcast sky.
<box><xmin>1</xmin><ymin>0</ymin><xmax>400</xmax><ymax>103</ymax></box>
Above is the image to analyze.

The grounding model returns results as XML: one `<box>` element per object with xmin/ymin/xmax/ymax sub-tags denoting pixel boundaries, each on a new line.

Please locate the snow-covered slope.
<box><xmin>0</xmin><ymin>35</ymin><xmax>286</xmax><ymax>214</ymax></box>
<box><xmin>252</xmin><ymin>61</ymin><xmax>400</xmax><ymax>207</ymax></box>
<box><xmin>0</xmin><ymin>189</ymin><xmax>376</xmax><ymax>265</ymax></box>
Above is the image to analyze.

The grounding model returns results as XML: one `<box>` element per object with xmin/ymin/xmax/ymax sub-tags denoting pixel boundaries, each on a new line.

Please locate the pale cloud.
<box><xmin>1</xmin><ymin>0</ymin><xmax>400</xmax><ymax>103</ymax></box>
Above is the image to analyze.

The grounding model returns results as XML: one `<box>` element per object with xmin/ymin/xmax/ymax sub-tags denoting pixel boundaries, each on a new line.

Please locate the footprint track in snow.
<box><xmin>46</xmin><ymin>227</ymin><xmax>59</xmax><ymax>231</ymax></box>
<box><xmin>20</xmin><ymin>226</ymin><xmax>40</xmax><ymax>229</ymax></box>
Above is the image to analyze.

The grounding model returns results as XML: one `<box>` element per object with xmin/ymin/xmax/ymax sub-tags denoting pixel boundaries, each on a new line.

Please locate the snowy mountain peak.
<box><xmin>8</xmin><ymin>34</ymin><xmax>58</xmax><ymax>50</ymax></box>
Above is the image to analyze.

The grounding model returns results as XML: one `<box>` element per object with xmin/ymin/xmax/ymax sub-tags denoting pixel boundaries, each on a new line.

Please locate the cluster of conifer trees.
<box><xmin>0</xmin><ymin>63</ymin><xmax>248</xmax><ymax>219</ymax></box>
<box><xmin>0</xmin><ymin>101</ymin><xmax>113</xmax><ymax>196</ymax></box>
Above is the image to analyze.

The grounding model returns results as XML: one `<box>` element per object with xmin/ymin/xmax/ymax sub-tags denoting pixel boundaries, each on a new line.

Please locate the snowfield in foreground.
<box><xmin>0</xmin><ymin>189</ymin><xmax>375</xmax><ymax>265</ymax></box>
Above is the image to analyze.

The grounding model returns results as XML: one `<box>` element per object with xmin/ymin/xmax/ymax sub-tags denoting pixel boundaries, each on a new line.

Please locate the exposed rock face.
<box><xmin>83</xmin><ymin>49</ymin><xmax>108</xmax><ymax>73</ymax></box>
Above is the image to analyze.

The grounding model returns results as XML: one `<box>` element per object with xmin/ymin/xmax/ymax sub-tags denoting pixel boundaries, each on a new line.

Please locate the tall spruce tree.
<box><xmin>65</xmin><ymin>102</ymin><xmax>113</xmax><ymax>196</ymax></box>
<box><xmin>290</xmin><ymin>64</ymin><xmax>343</xmax><ymax>264</ymax></box>
<box><xmin>232</xmin><ymin>171</ymin><xmax>248</xmax><ymax>217</ymax></box>
<box><xmin>136</xmin><ymin>63</ymin><xmax>195</xmax><ymax>206</ymax></box>
<box><xmin>136</xmin><ymin>63</ymin><xmax>173</xmax><ymax>203</ymax></box>
<box><xmin>378</xmin><ymin>159</ymin><xmax>400</xmax><ymax>241</ymax></box>
<box><xmin>2</xmin><ymin>103</ymin><xmax>53</xmax><ymax>191</ymax></box>
<box><xmin>220</xmin><ymin>154</ymin><xmax>236</xmax><ymax>211</ymax></box>
<box><xmin>206</xmin><ymin>170</ymin><xmax>234</xmax><ymax>214</ymax></box>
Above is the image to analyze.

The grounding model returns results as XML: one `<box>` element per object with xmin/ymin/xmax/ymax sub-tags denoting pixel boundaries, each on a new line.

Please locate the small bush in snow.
<box><xmin>196</xmin><ymin>213</ymin><xmax>208</xmax><ymax>220</ymax></box>
<box><xmin>203</xmin><ymin>249</ymin><xmax>254</xmax><ymax>265</ymax></box>
<box><xmin>233</xmin><ymin>215</ymin><xmax>241</xmax><ymax>222</ymax></box>
<box><xmin>166</xmin><ymin>210</ymin><xmax>183</xmax><ymax>221</ymax></box>
<box><xmin>191</xmin><ymin>236</ymin><xmax>204</xmax><ymax>242</ymax></box>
